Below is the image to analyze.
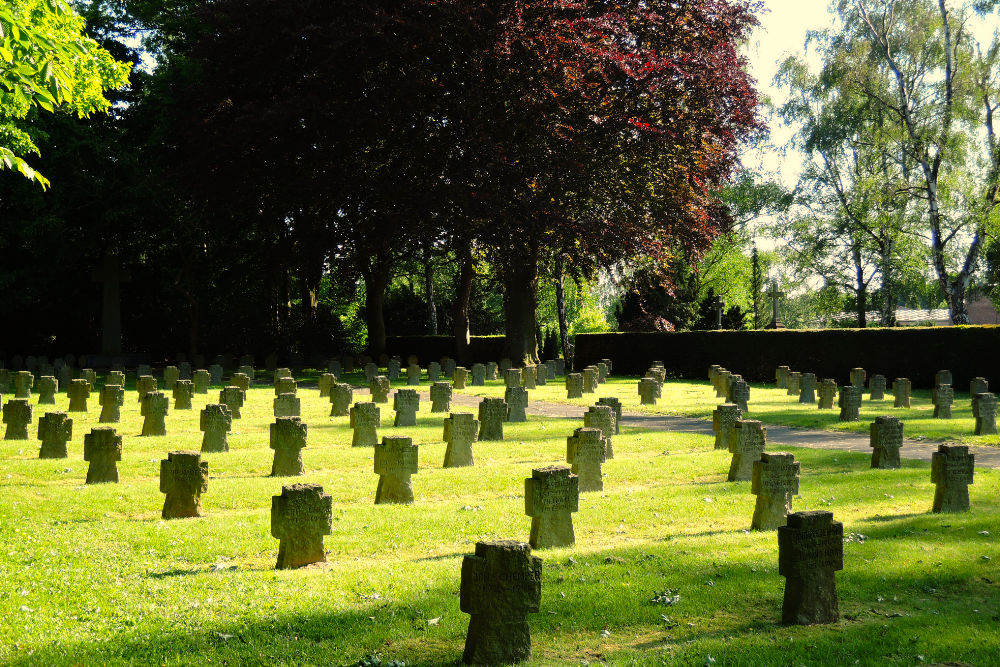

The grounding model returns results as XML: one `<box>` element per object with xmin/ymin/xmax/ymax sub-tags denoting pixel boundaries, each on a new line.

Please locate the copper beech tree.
<box><xmin>175</xmin><ymin>0</ymin><xmax>763</xmax><ymax>360</ymax></box>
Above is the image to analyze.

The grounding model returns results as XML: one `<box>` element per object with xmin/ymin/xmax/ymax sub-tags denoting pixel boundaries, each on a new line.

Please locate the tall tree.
<box><xmin>0</xmin><ymin>0</ymin><xmax>130</xmax><ymax>187</ymax></box>
<box><xmin>837</xmin><ymin>0</ymin><xmax>1000</xmax><ymax>323</ymax></box>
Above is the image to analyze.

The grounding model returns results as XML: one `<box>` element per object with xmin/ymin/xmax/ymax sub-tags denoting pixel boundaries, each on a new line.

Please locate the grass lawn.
<box><xmin>452</xmin><ymin>375</ymin><xmax>1000</xmax><ymax>448</ymax></box>
<box><xmin>1</xmin><ymin>380</ymin><xmax>997</xmax><ymax>665</ymax></box>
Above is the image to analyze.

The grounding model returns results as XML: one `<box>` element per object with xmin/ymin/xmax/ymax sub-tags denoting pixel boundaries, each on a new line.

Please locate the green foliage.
<box><xmin>0</xmin><ymin>0</ymin><xmax>130</xmax><ymax>187</ymax></box>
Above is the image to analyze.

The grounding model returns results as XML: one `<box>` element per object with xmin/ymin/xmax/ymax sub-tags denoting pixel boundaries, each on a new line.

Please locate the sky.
<box><xmin>744</xmin><ymin>0</ymin><xmax>839</xmax><ymax>191</ymax></box>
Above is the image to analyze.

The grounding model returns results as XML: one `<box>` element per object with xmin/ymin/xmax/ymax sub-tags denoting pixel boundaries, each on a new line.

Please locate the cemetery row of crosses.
<box><xmin>0</xmin><ymin>351</ymin><xmax>989</xmax><ymax>663</ymax></box>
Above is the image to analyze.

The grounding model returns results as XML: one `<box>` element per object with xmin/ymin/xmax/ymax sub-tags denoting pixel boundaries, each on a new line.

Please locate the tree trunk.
<box><xmin>501</xmin><ymin>247</ymin><xmax>539</xmax><ymax>365</ymax></box>
<box><xmin>361</xmin><ymin>249</ymin><xmax>391</xmax><ymax>358</ymax></box>
<box><xmin>424</xmin><ymin>245</ymin><xmax>437</xmax><ymax>334</ymax></box>
<box><xmin>299</xmin><ymin>264</ymin><xmax>321</xmax><ymax>356</ymax></box>
<box><xmin>853</xmin><ymin>245</ymin><xmax>866</xmax><ymax>328</ymax></box>
<box><xmin>452</xmin><ymin>239</ymin><xmax>474</xmax><ymax>364</ymax></box>
<box><xmin>554</xmin><ymin>255</ymin><xmax>571</xmax><ymax>369</ymax></box>
<box><xmin>879</xmin><ymin>239</ymin><xmax>895</xmax><ymax>327</ymax></box>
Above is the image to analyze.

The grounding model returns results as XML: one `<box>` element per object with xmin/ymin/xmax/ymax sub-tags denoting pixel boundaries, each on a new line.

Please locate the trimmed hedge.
<box><xmin>574</xmin><ymin>327</ymin><xmax>1000</xmax><ymax>389</ymax></box>
<box><xmin>384</xmin><ymin>335</ymin><xmax>507</xmax><ymax>364</ymax></box>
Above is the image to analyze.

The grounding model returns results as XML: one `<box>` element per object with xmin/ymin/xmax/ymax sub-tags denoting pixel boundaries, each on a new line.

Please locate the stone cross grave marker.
<box><xmin>173</xmin><ymin>379</ymin><xmax>194</xmax><ymax>410</ymax></box>
<box><xmin>3</xmin><ymin>399</ymin><xmax>32</xmax><ymax>440</ymax></box>
<box><xmin>160</xmin><ymin>450</ymin><xmax>209</xmax><ymax>519</ymax></box>
<box><xmin>330</xmin><ymin>383</ymin><xmax>353</xmax><ymax>417</ymax></box>
<box><xmin>444</xmin><ymin>412</ymin><xmax>479</xmax><ymax>468</ymax></box>
<box><xmin>208</xmin><ymin>364</ymin><xmax>223</xmax><ymax>385</ymax></box>
<box><xmin>715</xmin><ymin>369</ymin><xmax>730</xmax><ymax>398</ymax></box>
<box><xmin>709</xmin><ymin>364</ymin><xmax>721</xmax><ymax>384</ymax></box>
<box><xmin>751</xmin><ymin>452</ymin><xmax>799</xmax><ymax>530</ymax></box>
<box><xmin>137</xmin><ymin>375</ymin><xmax>157</xmax><ymax>403</ymax></box>
<box><xmin>729</xmin><ymin>419</ymin><xmax>766</xmax><ymax>481</ymax></box>
<box><xmin>786</xmin><ymin>371</ymin><xmax>801</xmax><ymax>397</ymax></box>
<box><xmin>430</xmin><ymin>381</ymin><xmax>453</xmax><ymax>413</ymax></box>
<box><xmin>471</xmin><ymin>363</ymin><xmax>486</xmax><ymax>386</ymax></box>
<box><xmin>274</xmin><ymin>376</ymin><xmax>296</xmax><ymax>396</ymax></box>
<box><xmin>595</xmin><ymin>362</ymin><xmax>609</xmax><ymax>384</ymax></box>
<box><xmin>387</xmin><ymin>358</ymin><xmax>401</xmax><ymax>382</ymax></box>
<box><xmin>485</xmin><ymin>361</ymin><xmax>498</xmax><ymax>381</ymax></box>
<box><xmin>974</xmin><ymin>392</ymin><xmax>997</xmax><ymax>435</ymax></box>
<box><xmin>838</xmin><ymin>385</ymin><xmax>862</xmax><ymax>422</ymax></box>
<box><xmin>729</xmin><ymin>379</ymin><xmax>750</xmax><ymax>414</ymax></box>
<box><xmin>768</xmin><ymin>281</ymin><xmax>785</xmax><ymax>328</ymax></box>
<box><xmin>98</xmin><ymin>384</ymin><xmax>125</xmax><ymax>423</ymax></box>
<box><xmin>583</xmin><ymin>405</ymin><xmax>615</xmax><ymax>458</ymax></box>
<box><xmin>271</xmin><ymin>483</ymin><xmax>333</xmax><ymax>569</ymax></box>
<box><xmin>969</xmin><ymin>377</ymin><xmax>989</xmax><ymax>407</ymax></box>
<box><xmin>428</xmin><ymin>361</ymin><xmax>441</xmax><ymax>382</ymax></box>
<box><xmin>935</xmin><ymin>369</ymin><xmax>952</xmax><ymax>387</ymax></box>
<box><xmin>56</xmin><ymin>366</ymin><xmax>70</xmax><ymax>393</ymax></box>
<box><xmin>406</xmin><ymin>363</ymin><xmax>421</xmax><ymax>386</ymax></box>
<box><xmin>350</xmin><ymin>402</ymin><xmax>380</xmax><ymax>447</ymax></box>
<box><xmin>869</xmin><ymin>374</ymin><xmax>886</xmax><ymax>400</ymax></box>
<box><xmin>534</xmin><ymin>364</ymin><xmax>547</xmax><ymax>386</ymax></box>
<box><xmin>850</xmin><ymin>367</ymin><xmax>866</xmax><ymax>389</ymax></box>
<box><xmin>135</xmin><ymin>363</ymin><xmax>151</xmax><ymax>379</ymax></box>
<box><xmin>179</xmin><ymin>361</ymin><xmax>192</xmax><ymax>380</ymax></box>
<box><xmin>713</xmin><ymin>295</ymin><xmax>726</xmax><ymax>328</ymax></box>
<box><xmin>318</xmin><ymin>372</ymin><xmax>336</xmax><ymax>397</ymax></box>
<box><xmin>504</xmin><ymin>368</ymin><xmax>521</xmax><ymax>389</ymax></box>
<box><xmin>566</xmin><ymin>373</ymin><xmax>583</xmax><ymax>399</ymax></box>
<box><xmin>81</xmin><ymin>368</ymin><xmax>97</xmax><ymax>390</ymax></box>
<box><xmin>776</xmin><ymin>365</ymin><xmax>790</xmax><ymax>389</ymax></box>
<box><xmin>364</xmin><ymin>362</ymin><xmax>378</xmax><ymax>384</ymax></box>
<box><xmin>84</xmin><ymin>427</ymin><xmax>122</xmax><ymax>484</ymax></box>
<box><xmin>525</xmin><ymin>465</ymin><xmax>578</xmax><ymax>549</ymax></box>
<box><xmin>931</xmin><ymin>444</ymin><xmax>974</xmax><ymax>512</ymax></box>
<box><xmin>596</xmin><ymin>397</ymin><xmax>622</xmax><ymax>435</ymax></box>
<box><xmin>200</xmin><ymin>404</ymin><xmax>232</xmax><ymax>453</ymax></box>
<box><xmin>892</xmin><ymin>378</ymin><xmax>911</xmax><ymax>408</ymax></box>
<box><xmin>369</xmin><ymin>376</ymin><xmax>390</xmax><ymax>403</ymax></box>
<box><xmin>37</xmin><ymin>376</ymin><xmax>57</xmax><ymax>404</ymax></box>
<box><xmin>219</xmin><ymin>386</ymin><xmax>245</xmax><ymax>419</ymax></box>
<box><xmin>460</xmin><ymin>540</ymin><xmax>542</xmax><ymax>666</ymax></box>
<box><xmin>107</xmin><ymin>370</ymin><xmax>126</xmax><ymax>387</ymax></box>
<box><xmin>582</xmin><ymin>367</ymin><xmax>599</xmax><ymax>393</ymax></box>
<box><xmin>443</xmin><ymin>358</ymin><xmax>457</xmax><ymax>378</ymax></box>
<box><xmin>713</xmin><ymin>403</ymin><xmax>741</xmax><ymax>451</ymax></box>
<box><xmin>274</xmin><ymin>393</ymin><xmax>301</xmax><ymax>418</ymax></box>
<box><xmin>638</xmin><ymin>377</ymin><xmax>658</xmax><ymax>405</ymax></box>
<box><xmin>38</xmin><ymin>412</ymin><xmax>72</xmax><ymax>459</ymax></box>
<box><xmin>141</xmin><ymin>391</ymin><xmax>169</xmax><ymax>436</ymax></box>
<box><xmin>478</xmin><ymin>397</ymin><xmax>506</xmax><ymax>441</ymax></box>
<box><xmin>798</xmin><ymin>373</ymin><xmax>817</xmax><ymax>404</ymax></box>
<box><xmin>817</xmin><ymin>379</ymin><xmax>837</xmax><ymax>410</ymax></box>
<box><xmin>67</xmin><ymin>379</ymin><xmax>90</xmax><ymax>412</ymax></box>
<box><xmin>454</xmin><ymin>366</ymin><xmax>469</xmax><ymax>389</ymax></box>
<box><xmin>274</xmin><ymin>367</ymin><xmax>291</xmax><ymax>384</ymax></box>
<box><xmin>505</xmin><ymin>386</ymin><xmax>528</xmax><ymax>423</ymax></box>
<box><xmin>566</xmin><ymin>427</ymin><xmax>606</xmax><ymax>492</ymax></box>
<box><xmin>869</xmin><ymin>415</ymin><xmax>903</xmax><ymax>469</ymax></box>
<box><xmin>393</xmin><ymin>389</ymin><xmax>419</xmax><ymax>426</ymax></box>
<box><xmin>374</xmin><ymin>435</ymin><xmax>418</xmax><ymax>504</ymax></box>
<box><xmin>328</xmin><ymin>358</ymin><xmax>342</xmax><ymax>378</ymax></box>
<box><xmin>932</xmin><ymin>384</ymin><xmax>954</xmax><ymax>419</ymax></box>
<box><xmin>778</xmin><ymin>510</ymin><xmax>843</xmax><ymax>625</ymax></box>
<box><xmin>521</xmin><ymin>365</ymin><xmax>536</xmax><ymax>390</ymax></box>
<box><xmin>270</xmin><ymin>416</ymin><xmax>307</xmax><ymax>477</ymax></box>
<box><xmin>13</xmin><ymin>373</ymin><xmax>33</xmax><ymax>398</ymax></box>
<box><xmin>554</xmin><ymin>359</ymin><xmax>566</xmax><ymax>376</ymax></box>
<box><xmin>164</xmin><ymin>366</ymin><xmax>179</xmax><ymax>390</ymax></box>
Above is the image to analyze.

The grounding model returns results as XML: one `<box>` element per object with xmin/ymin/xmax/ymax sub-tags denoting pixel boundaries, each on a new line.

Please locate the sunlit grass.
<box><xmin>0</xmin><ymin>378</ymin><xmax>997</xmax><ymax>665</ymax></box>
